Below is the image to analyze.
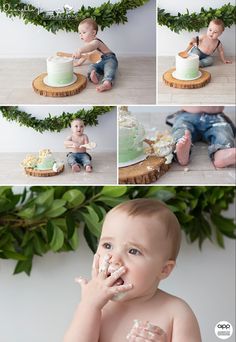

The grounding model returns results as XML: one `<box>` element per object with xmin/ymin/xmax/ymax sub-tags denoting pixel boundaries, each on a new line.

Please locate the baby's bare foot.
<box><xmin>72</xmin><ymin>164</ymin><xmax>81</xmax><ymax>172</ymax></box>
<box><xmin>85</xmin><ymin>165</ymin><xmax>92</xmax><ymax>173</ymax></box>
<box><xmin>176</xmin><ymin>130</ymin><xmax>191</xmax><ymax>166</ymax></box>
<box><xmin>90</xmin><ymin>70</ymin><xmax>99</xmax><ymax>84</ymax></box>
<box><xmin>96</xmin><ymin>80</ymin><xmax>112</xmax><ymax>92</ymax></box>
<box><xmin>213</xmin><ymin>148</ymin><xmax>236</xmax><ymax>168</ymax></box>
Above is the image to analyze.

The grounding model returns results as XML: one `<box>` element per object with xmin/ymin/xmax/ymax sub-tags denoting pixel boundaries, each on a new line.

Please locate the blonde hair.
<box><xmin>109</xmin><ymin>198</ymin><xmax>181</xmax><ymax>260</ymax></box>
<box><xmin>70</xmin><ymin>118</ymin><xmax>84</xmax><ymax>127</ymax></box>
<box><xmin>210</xmin><ymin>19</ymin><xmax>225</xmax><ymax>31</ymax></box>
<box><xmin>79</xmin><ymin>18</ymin><xmax>98</xmax><ymax>34</ymax></box>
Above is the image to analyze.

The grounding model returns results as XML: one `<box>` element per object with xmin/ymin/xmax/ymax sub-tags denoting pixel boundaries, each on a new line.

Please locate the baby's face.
<box><xmin>78</xmin><ymin>23</ymin><xmax>96</xmax><ymax>42</ymax></box>
<box><xmin>71</xmin><ymin>120</ymin><xmax>84</xmax><ymax>135</ymax></box>
<box><xmin>207</xmin><ymin>22</ymin><xmax>223</xmax><ymax>40</ymax></box>
<box><xmin>97</xmin><ymin>210</ymin><xmax>172</xmax><ymax>301</ymax></box>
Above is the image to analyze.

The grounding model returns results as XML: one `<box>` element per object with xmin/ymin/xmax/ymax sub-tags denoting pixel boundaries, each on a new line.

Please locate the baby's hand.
<box><xmin>75</xmin><ymin>254</ymin><xmax>133</xmax><ymax>311</ymax></box>
<box><xmin>72</xmin><ymin>51</ymin><xmax>81</xmax><ymax>59</ymax></box>
<box><xmin>127</xmin><ymin>320</ymin><xmax>167</xmax><ymax>341</ymax></box>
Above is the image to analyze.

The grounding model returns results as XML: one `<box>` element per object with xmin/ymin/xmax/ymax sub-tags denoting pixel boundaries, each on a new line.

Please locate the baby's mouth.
<box><xmin>107</xmin><ymin>272</ymin><xmax>125</xmax><ymax>286</ymax></box>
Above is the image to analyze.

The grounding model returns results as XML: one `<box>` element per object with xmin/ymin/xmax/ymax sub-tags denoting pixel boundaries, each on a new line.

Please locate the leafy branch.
<box><xmin>0</xmin><ymin>186</ymin><xmax>235</xmax><ymax>275</ymax></box>
<box><xmin>0</xmin><ymin>106</ymin><xmax>114</xmax><ymax>133</ymax></box>
<box><xmin>0</xmin><ymin>0</ymin><xmax>150</xmax><ymax>33</ymax></box>
<box><xmin>158</xmin><ymin>4</ymin><xmax>236</xmax><ymax>33</ymax></box>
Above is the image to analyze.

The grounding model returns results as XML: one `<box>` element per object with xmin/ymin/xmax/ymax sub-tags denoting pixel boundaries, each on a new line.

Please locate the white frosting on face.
<box><xmin>112</xmin><ymin>292</ymin><xmax>127</xmax><ymax>301</ymax></box>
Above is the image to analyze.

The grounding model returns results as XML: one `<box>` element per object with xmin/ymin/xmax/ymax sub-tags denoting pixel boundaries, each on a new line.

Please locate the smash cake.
<box><xmin>21</xmin><ymin>149</ymin><xmax>64</xmax><ymax>177</ymax></box>
<box><xmin>173</xmin><ymin>53</ymin><xmax>201</xmax><ymax>81</ymax></box>
<box><xmin>118</xmin><ymin>108</ymin><xmax>175</xmax><ymax>184</ymax></box>
<box><xmin>44</xmin><ymin>56</ymin><xmax>77</xmax><ymax>87</ymax></box>
<box><xmin>119</xmin><ymin>106</ymin><xmax>146</xmax><ymax>167</ymax></box>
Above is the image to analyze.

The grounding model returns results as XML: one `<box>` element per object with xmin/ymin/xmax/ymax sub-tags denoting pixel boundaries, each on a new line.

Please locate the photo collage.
<box><xmin>0</xmin><ymin>1</ymin><xmax>235</xmax><ymax>341</ymax></box>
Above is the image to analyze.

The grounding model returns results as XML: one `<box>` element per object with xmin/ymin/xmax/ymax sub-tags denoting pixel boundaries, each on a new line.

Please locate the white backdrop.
<box><xmin>0</xmin><ymin>198</ymin><xmax>235</xmax><ymax>342</ymax></box>
<box><xmin>158</xmin><ymin>0</ymin><xmax>236</xmax><ymax>56</ymax></box>
<box><xmin>0</xmin><ymin>0</ymin><xmax>156</xmax><ymax>58</ymax></box>
<box><xmin>0</xmin><ymin>106</ymin><xmax>117</xmax><ymax>152</ymax></box>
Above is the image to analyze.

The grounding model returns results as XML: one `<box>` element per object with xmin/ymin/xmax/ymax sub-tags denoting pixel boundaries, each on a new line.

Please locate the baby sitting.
<box><xmin>184</xmin><ymin>19</ymin><xmax>232</xmax><ymax>67</ymax></box>
<box><xmin>170</xmin><ymin>106</ymin><xmax>236</xmax><ymax>167</ymax></box>
<box><xmin>64</xmin><ymin>119</ymin><xmax>92</xmax><ymax>173</ymax></box>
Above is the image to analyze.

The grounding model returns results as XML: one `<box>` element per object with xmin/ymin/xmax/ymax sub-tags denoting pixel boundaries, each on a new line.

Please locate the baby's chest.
<box><xmin>99</xmin><ymin>308</ymin><xmax>173</xmax><ymax>342</ymax></box>
<box><xmin>72</xmin><ymin>136</ymin><xmax>84</xmax><ymax>143</ymax></box>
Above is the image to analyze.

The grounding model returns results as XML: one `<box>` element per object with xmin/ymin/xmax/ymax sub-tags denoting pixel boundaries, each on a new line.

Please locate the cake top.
<box><xmin>177</xmin><ymin>53</ymin><xmax>199</xmax><ymax>61</ymax></box>
<box><xmin>47</xmin><ymin>56</ymin><xmax>73</xmax><ymax>63</ymax></box>
<box><xmin>119</xmin><ymin>106</ymin><xmax>142</xmax><ymax>129</ymax></box>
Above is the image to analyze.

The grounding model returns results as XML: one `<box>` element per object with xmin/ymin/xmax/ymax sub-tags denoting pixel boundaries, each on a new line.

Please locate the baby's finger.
<box><xmin>112</xmin><ymin>282</ymin><xmax>133</xmax><ymax>295</ymax></box>
<box><xmin>74</xmin><ymin>276</ymin><xmax>88</xmax><ymax>289</ymax></box>
<box><xmin>91</xmin><ymin>253</ymin><xmax>99</xmax><ymax>278</ymax></box>
<box><xmin>105</xmin><ymin>266</ymin><xmax>126</xmax><ymax>286</ymax></box>
<box><xmin>126</xmin><ymin>334</ymin><xmax>146</xmax><ymax>342</ymax></box>
<box><xmin>144</xmin><ymin>322</ymin><xmax>165</xmax><ymax>336</ymax></box>
<box><xmin>98</xmin><ymin>254</ymin><xmax>110</xmax><ymax>278</ymax></box>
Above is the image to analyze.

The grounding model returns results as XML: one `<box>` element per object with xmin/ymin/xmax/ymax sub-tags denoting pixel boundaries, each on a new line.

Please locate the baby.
<box><xmin>64</xmin><ymin>199</ymin><xmax>201</xmax><ymax>342</ymax></box>
<box><xmin>184</xmin><ymin>19</ymin><xmax>232</xmax><ymax>67</ymax></box>
<box><xmin>72</xmin><ymin>18</ymin><xmax>118</xmax><ymax>92</ymax></box>
<box><xmin>170</xmin><ymin>106</ymin><xmax>236</xmax><ymax>167</ymax></box>
<box><xmin>64</xmin><ymin>119</ymin><xmax>92</xmax><ymax>173</ymax></box>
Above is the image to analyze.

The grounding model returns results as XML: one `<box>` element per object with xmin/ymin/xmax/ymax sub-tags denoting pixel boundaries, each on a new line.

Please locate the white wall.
<box><xmin>158</xmin><ymin>0</ymin><xmax>235</xmax><ymax>56</ymax></box>
<box><xmin>0</xmin><ymin>196</ymin><xmax>235</xmax><ymax>342</ymax></box>
<box><xmin>0</xmin><ymin>106</ymin><xmax>117</xmax><ymax>152</ymax></box>
<box><xmin>0</xmin><ymin>0</ymin><xmax>156</xmax><ymax>57</ymax></box>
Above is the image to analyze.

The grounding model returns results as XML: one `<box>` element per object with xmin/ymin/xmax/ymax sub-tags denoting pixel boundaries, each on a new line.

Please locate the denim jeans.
<box><xmin>88</xmin><ymin>53</ymin><xmax>118</xmax><ymax>84</ymax></box>
<box><xmin>190</xmin><ymin>46</ymin><xmax>214</xmax><ymax>67</ymax></box>
<box><xmin>172</xmin><ymin>111</ymin><xmax>235</xmax><ymax>158</ymax></box>
<box><xmin>67</xmin><ymin>152</ymin><xmax>92</xmax><ymax>168</ymax></box>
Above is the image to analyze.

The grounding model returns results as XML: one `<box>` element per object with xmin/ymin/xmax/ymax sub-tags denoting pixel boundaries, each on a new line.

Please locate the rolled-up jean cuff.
<box><xmin>209</xmin><ymin>144</ymin><xmax>235</xmax><ymax>159</ymax></box>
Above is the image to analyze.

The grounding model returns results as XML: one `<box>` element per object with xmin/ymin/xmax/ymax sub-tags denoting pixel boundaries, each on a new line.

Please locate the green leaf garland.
<box><xmin>158</xmin><ymin>3</ymin><xmax>236</xmax><ymax>33</ymax></box>
<box><xmin>0</xmin><ymin>0</ymin><xmax>150</xmax><ymax>33</ymax></box>
<box><xmin>0</xmin><ymin>106</ymin><xmax>114</xmax><ymax>133</ymax></box>
<box><xmin>0</xmin><ymin>186</ymin><xmax>235</xmax><ymax>275</ymax></box>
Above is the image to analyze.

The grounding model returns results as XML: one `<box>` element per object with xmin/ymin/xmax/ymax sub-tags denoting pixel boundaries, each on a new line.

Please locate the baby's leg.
<box><xmin>87</xmin><ymin>63</ymin><xmax>102</xmax><ymax>84</ymax></box>
<box><xmin>213</xmin><ymin>148</ymin><xmax>236</xmax><ymax>168</ymax></box>
<box><xmin>199</xmin><ymin>56</ymin><xmax>214</xmax><ymax>68</ymax></box>
<box><xmin>81</xmin><ymin>153</ymin><xmax>92</xmax><ymax>172</ymax></box>
<box><xmin>71</xmin><ymin>164</ymin><xmax>81</xmax><ymax>172</ymax></box>
<box><xmin>175</xmin><ymin>130</ymin><xmax>192</xmax><ymax>166</ymax></box>
<box><xmin>97</xmin><ymin>57</ymin><xmax>118</xmax><ymax>92</ymax></box>
<box><xmin>67</xmin><ymin>153</ymin><xmax>81</xmax><ymax>172</ymax></box>
<box><xmin>203</xmin><ymin>116</ymin><xmax>235</xmax><ymax>167</ymax></box>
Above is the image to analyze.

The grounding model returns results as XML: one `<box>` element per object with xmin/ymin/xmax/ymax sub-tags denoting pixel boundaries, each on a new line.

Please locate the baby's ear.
<box><xmin>160</xmin><ymin>260</ymin><xmax>176</xmax><ymax>280</ymax></box>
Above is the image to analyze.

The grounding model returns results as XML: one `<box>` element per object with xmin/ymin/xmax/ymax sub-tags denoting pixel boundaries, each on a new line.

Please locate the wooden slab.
<box><xmin>25</xmin><ymin>166</ymin><xmax>64</xmax><ymax>177</ymax></box>
<box><xmin>119</xmin><ymin>156</ymin><xmax>170</xmax><ymax>184</ymax></box>
<box><xmin>163</xmin><ymin>68</ymin><xmax>211</xmax><ymax>89</ymax></box>
<box><xmin>32</xmin><ymin>73</ymin><xmax>87</xmax><ymax>97</ymax></box>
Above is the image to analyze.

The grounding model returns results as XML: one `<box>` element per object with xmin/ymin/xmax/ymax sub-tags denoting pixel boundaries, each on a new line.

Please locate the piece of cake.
<box><xmin>174</xmin><ymin>54</ymin><xmax>200</xmax><ymax>80</ymax></box>
<box><xmin>46</xmin><ymin>56</ymin><xmax>75</xmax><ymax>86</ymax></box>
<box><xmin>119</xmin><ymin>106</ymin><xmax>146</xmax><ymax>166</ymax></box>
<box><xmin>21</xmin><ymin>149</ymin><xmax>64</xmax><ymax>176</ymax></box>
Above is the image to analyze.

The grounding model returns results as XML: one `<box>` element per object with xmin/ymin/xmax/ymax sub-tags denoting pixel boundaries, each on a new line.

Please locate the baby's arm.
<box><xmin>73</xmin><ymin>40</ymin><xmax>100</xmax><ymax>59</ymax></box>
<box><xmin>218</xmin><ymin>44</ymin><xmax>232</xmax><ymax>64</ymax></box>
<box><xmin>172</xmin><ymin>300</ymin><xmax>201</xmax><ymax>342</ymax></box>
<box><xmin>64</xmin><ymin>136</ymin><xmax>79</xmax><ymax>149</ymax></box>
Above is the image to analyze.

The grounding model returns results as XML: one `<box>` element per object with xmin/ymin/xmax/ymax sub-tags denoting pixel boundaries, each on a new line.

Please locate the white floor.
<box><xmin>0</xmin><ymin>57</ymin><xmax>156</xmax><ymax>105</ymax></box>
<box><xmin>0</xmin><ymin>152</ymin><xmax>117</xmax><ymax>185</ymax></box>
<box><xmin>121</xmin><ymin>109</ymin><xmax>236</xmax><ymax>185</ymax></box>
<box><xmin>158</xmin><ymin>56</ymin><xmax>236</xmax><ymax>104</ymax></box>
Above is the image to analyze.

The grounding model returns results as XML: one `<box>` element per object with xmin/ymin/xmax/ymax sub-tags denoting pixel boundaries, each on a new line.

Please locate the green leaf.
<box><xmin>49</xmin><ymin>223</ymin><xmax>65</xmax><ymax>252</ymax></box>
<box><xmin>62</xmin><ymin>189</ymin><xmax>85</xmax><ymax>207</ymax></box>
<box><xmin>96</xmin><ymin>195</ymin><xmax>126</xmax><ymax>207</ymax></box>
<box><xmin>69</xmin><ymin>229</ymin><xmax>79</xmax><ymax>250</ymax></box>
<box><xmin>81</xmin><ymin>206</ymin><xmax>101</xmax><ymax>238</ymax></box>
<box><xmin>14</xmin><ymin>259</ymin><xmax>33</xmax><ymax>276</ymax></box>
<box><xmin>2</xmin><ymin>250</ymin><xmax>27</xmax><ymax>261</ymax></box>
<box><xmin>100</xmin><ymin>186</ymin><xmax>127</xmax><ymax>197</ymax></box>
<box><xmin>66</xmin><ymin>214</ymin><xmax>76</xmax><ymax>239</ymax></box>
<box><xmin>35</xmin><ymin>189</ymin><xmax>54</xmax><ymax>207</ymax></box>
<box><xmin>45</xmin><ymin>200</ymin><xmax>67</xmax><ymax>218</ymax></box>
<box><xmin>18</xmin><ymin>205</ymin><xmax>36</xmax><ymax>219</ymax></box>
